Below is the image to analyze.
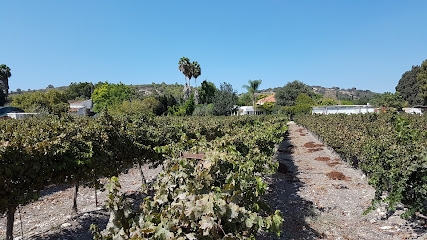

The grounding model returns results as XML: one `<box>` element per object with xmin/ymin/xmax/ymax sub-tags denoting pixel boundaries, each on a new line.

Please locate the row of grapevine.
<box><xmin>92</xmin><ymin>115</ymin><xmax>288</xmax><ymax>239</ymax></box>
<box><xmin>0</xmin><ymin>113</ymin><xmax>176</xmax><ymax>239</ymax></box>
<box><xmin>1</xmin><ymin>114</ymin><xmax>288</xmax><ymax>239</ymax></box>
<box><xmin>296</xmin><ymin>113</ymin><xmax>427</xmax><ymax>218</ymax></box>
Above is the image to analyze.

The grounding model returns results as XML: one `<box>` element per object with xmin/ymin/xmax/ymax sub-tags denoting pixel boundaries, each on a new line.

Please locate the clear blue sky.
<box><xmin>1</xmin><ymin>1</ymin><xmax>427</xmax><ymax>93</ymax></box>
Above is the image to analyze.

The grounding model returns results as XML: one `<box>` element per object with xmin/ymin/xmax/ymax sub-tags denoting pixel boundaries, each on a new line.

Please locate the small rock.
<box><xmin>379</xmin><ymin>226</ymin><xmax>393</xmax><ymax>230</ymax></box>
<box><xmin>388</xmin><ymin>216</ymin><xmax>406</xmax><ymax>225</ymax></box>
<box><xmin>61</xmin><ymin>222</ymin><xmax>72</xmax><ymax>228</ymax></box>
<box><xmin>369</xmin><ymin>219</ymin><xmax>377</xmax><ymax>223</ymax></box>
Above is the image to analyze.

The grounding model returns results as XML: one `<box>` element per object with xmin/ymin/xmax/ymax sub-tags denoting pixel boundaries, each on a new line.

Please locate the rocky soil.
<box><xmin>0</xmin><ymin>164</ymin><xmax>162</xmax><ymax>240</ymax></box>
<box><xmin>1</xmin><ymin>121</ymin><xmax>426</xmax><ymax>239</ymax></box>
<box><xmin>258</xmin><ymin>122</ymin><xmax>426</xmax><ymax>240</ymax></box>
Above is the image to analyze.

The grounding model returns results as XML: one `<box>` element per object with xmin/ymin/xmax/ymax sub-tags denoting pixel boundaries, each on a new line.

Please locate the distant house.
<box><xmin>234</xmin><ymin>106</ymin><xmax>266</xmax><ymax>116</ymax></box>
<box><xmin>0</xmin><ymin>107</ymin><xmax>40</xmax><ymax>120</ymax></box>
<box><xmin>312</xmin><ymin>104</ymin><xmax>376</xmax><ymax>115</ymax></box>
<box><xmin>256</xmin><ymin>94</ymin><xmax>276</xmax><ymax>105</ymax></box>
<box><xmin>7</xmin><ymin>113</ymin><xmax>40</xmax><ymax>119</ymax></box>
<box><xmin>68</xmin><ymin>99</ymin><xmax>94</xmax><ymax>116</ymax></box>
<box><xmin>403</xmin><ymin>106</ymin><xmax>426</xmax><ymax>115</ymax></box>
<box><xmin>0</xmin><ymin>107</ymin><xmax>24</xmax><ymax>117</ymax></box>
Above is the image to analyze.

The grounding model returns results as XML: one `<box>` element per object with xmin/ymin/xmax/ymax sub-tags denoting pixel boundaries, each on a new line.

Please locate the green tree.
<box><xmin>108</xmin><ymin>98</ymin><xmax>160</xmax><ymax>116</ymax></box>
<box><xmin>396</xmin><ymin>65</ymin><xmax>423</xmax><ymax>106</ymax></box>
<box><xmin>371</xmin><ymin>92</ymin><xmax>407</xmax><ymax>111</ymax></box>
<box><xmin>91</xmin><ymin>82</ymin><xmax>135</xmax><ymax>112</ymax></box>
<box><xmin>0</xmin><ymin>85</ymin><xmax>7</xmax><ymax>106</ymax></box>
<box><xmin>179</xmin><ymin>57</ymin><xmax>192</xmax><ymax>99</ymax></box>
<box><xmin>11</xmin><ymin>90</ymin><xmax>68</xmax><ymax>114</ymax></box>
<box><xmin>213</xmin><ymin>82</ymin><xmax>238</xmax><ymax>116</ymax></box>
<box><xmin>295</xmin><ymin>93</ymin><xmax>315</xmax><ymax>106</ymax></box>
<box><xmin>0</xmin><ymin>64</ymin><xmax>11</xmax><ymax>97</ymax></box>
<box><xmin>317</xmin><ymin>98</ymin><xmax>338</xmax><ymax>106</ymax></box>
<box><xmin>199</xmin><ymin>80</ymin><xmax>217</xmax><ymax>104</ymax></box>
<box><xmin>276</xmin><ymin>80</ymin><xmax>314</xmax><ymax>106</ymax></box>
<box><xmin>155</xmin><ymin>94</ymin><xmax>177</xmax><ymax>116</ymax></box>
<box><xmin>243</xmin><ymin>79</ymin><xmax>262</xmax><ymax>106</ymax></box>
<box><xmin>66</xmin><ymin>82</ymin><xmax>94</xmax><ymax>100</ymax></box>
<box><xmin>237</xmin><ymin>93</ymin><xmax>252</xmax><ymax>106</ymax></box>
<box><xmin>192</xmin><ymin>104</ymin><xmax>214</xmax><ymax>116</ymax></box>
<box><xmin>417</xmin><ymin>59</ymin><xmax>427</xmax><ymax>105</ymax></box>
<box><xmin>262</xmin><ymin>102</ymin><xmax>276</xmax><ymax>114</ymax></box>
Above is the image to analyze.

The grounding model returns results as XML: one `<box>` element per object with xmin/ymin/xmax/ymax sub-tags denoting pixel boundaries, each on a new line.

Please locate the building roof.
<box><xmin>0</xmin><ymin>107</ymin><xmax>24</xmax><ymax>117</ymax></box>
<box><xmin>313</xmin><ymin>105</ymin><xmax>375</xmax><ymax>109</ymax></box>
<box><xmin>68</xmin><ymin>99</ymin><xmax>90</xmax><ymax>104</ymax></box>
<box><xmin>256</xmin><ymin>94</ymin><xmax>276</xmax><ymax>105</ymax></box>
<box><xmin>413</xmin><ymin>105</ymin><xmax>427</xmax><ymax>109</ymax></box>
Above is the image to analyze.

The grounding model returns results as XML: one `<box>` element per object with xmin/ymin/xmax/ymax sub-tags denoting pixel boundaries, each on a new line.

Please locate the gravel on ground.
<box><xmin>258</xmin><ymin>121</ymin><xmax>426</xmax><ymax>240</ymax></box>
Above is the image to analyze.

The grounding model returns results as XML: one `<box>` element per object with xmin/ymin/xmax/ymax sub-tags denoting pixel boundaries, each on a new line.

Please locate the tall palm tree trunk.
<box><xmin>194</xmin><ymin>78</ymin><xmax>199</xmax><ymax>105</ymax></box>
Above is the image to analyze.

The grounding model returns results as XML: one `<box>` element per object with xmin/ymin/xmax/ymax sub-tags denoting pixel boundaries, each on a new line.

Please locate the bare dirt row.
<box><xmin>259</xmin><ymin>122</ymin><xmax>426</xmax><ymax>240</ymax></box>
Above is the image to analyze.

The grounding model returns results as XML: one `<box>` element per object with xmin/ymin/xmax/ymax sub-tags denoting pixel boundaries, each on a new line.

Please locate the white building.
<box><xmin>235</xmin><ymin>106</ymin><xmax>266</xmax><ymax>116</ymax></box>
<box><xmin>312</xmin><ymin>104</ymin><xmax>376</xmax><ymax>115</ymax></box>
<box><xmin>403</xmin><ymin>106</ymin><xmax>425</xmax><ymax>115</ymax></box>
<box><xmin>68</xmin><ymin>99</ymin><xmax>94</xmax><ymax>116</ymax></box>
<box><xmin>6</xmin><ymin>113</ymin><xmax>40</xmax><ymax>119</ymax></box>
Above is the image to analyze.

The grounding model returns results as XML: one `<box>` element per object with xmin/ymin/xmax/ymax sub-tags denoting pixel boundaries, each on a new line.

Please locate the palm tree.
<box><xmin>0</xmin><ymin>64</ymin><xmax>11</xmax><ymax>96</ymax></box>
<box><xmin>192</xmin><ymin>61</ymin><xmax>201</xmax><ymax>104</ymax></box>
<box><xmin>179</xmin><ymin>57</ymin><xmax>192</xmax><ymax>99</ymax></box>
<box><xmin>243</xmin><ymin>79</ymin><xmax>262</xmax><ymax>106</ymax></box>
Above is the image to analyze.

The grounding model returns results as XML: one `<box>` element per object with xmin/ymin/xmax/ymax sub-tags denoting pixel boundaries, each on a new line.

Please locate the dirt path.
<box><xmin>259</xmin><ymin>122</ymin><xmax>426</xmax><ymax>240</ymax></box>
<box><xmin>0</xmin><ymin>164</ymin><xmax>162</xmax><ymax>240</ymax></box>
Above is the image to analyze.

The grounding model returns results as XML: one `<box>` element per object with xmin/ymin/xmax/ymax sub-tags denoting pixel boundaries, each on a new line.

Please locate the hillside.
<box><xmin>260</xmin><ymin>85</ymin><xmax>378</xmax><ymax>101</ymax></box>
<box><xmin>8</xmin><ymin>82</ymin><xmax>378</xmax><ymax>102</ymax></box>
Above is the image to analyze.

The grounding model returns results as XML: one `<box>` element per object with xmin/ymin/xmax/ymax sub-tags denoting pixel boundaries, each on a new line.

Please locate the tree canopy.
<box><xmin>213</xmin><ymin>82</ymin><xmax>237</xmax><ymax>116</ymax></box>
<box><xmin>65</xmin><ymin>82</ymin><xmax>94</xmax><ymax>100</ymax></box>
<box><xmin>417</xmin><ymin>59</ymin><xmax>427</xmax><ymax>105</ymax></box>
<box><xmin>371</xmin><ymin>92</ymin><xmax>406</xmax><ymax>111</ymax></box>
<box><xmin>243</xmin><ymin>79</ymin><xmax>262</xmax><ymax>106</ymax></box>
<box><xmin>275</xmin><ymin>80</ymin><xmax>314</xmax><ymax>106</ymax></box>
<box><xmin>91</xmin><ymin>82</ymin><xmax>135</xmax><ymax>112</ymax></box>
<box><xmin>396</xmin><ymin>65</ymin><xmax>423</xmax><ymax>106</ymax></box>
<box><xmin>11</xmin><ymin>90</ymin><xmax>68</xmax><ymax>114</ymax></box>
<box><xmin>0</xmin><ymin>64</ymin><xmax>11</xmax><ymax>97</ymax></box>
<box><xmin>198</xmin><ymin>80</ymin><xmax>217</xmax><ymax>104</ymax></box>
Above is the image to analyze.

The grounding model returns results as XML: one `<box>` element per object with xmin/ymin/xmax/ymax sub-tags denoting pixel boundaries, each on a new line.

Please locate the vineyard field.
<box><xmin>296</xmin><ymin>113</ymin><xmax>427</xmax><ymax>218</ymax></box>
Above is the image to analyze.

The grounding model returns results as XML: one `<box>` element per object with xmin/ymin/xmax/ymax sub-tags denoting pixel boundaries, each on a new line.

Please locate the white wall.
<box><xmin>312</xmin><ymin>105</ymin><xmax>376</xmax><ymax>115</ymax></box>
<box><xmin>7</xmin><ymin>113</ymin><xmax>40</xmax><ymax>119</ymax></box>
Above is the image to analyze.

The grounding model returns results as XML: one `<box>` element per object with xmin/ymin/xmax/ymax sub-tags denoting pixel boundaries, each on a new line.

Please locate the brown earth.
<box><xmin>258</xmin><ymin>121</ymin><xmax>426</xmax><ymax>240</ymax></box>
<box><xmin>0</xmin><ymin>164</ymin><xmax>162</xmax><ymax>240</ymax></box>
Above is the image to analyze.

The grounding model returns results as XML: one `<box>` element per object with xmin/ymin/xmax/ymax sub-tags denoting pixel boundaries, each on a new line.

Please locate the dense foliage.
<box><xmin>11</xmin><ymin>90</ymin><xmax>69</xmax><ymax>114</ymax></box>
<box><xmin>275</xmin><ymin>80</ymin><xmax>314</xmax><ymax>106</ymax></box>
<box><xmin>0</xmin><ymin>64</ymin><xmax>11</xmax><ymax>97</ymax></box>
<box><xmin>370</xmin><ymin>92</ymin><xmax>406</xmax><ymax>111</ymax></box>
<box><xmin>396</xmin><ymin>66</ymin><xmax>423</xmax><ymax>106</ymax></box>
<box><xmin>297</xmin><ymin>113</ymin><xmax>427</xmax><ymax>218</ymax></box>
<box><xmin>93</xmin><ymin>115</ymin><xmax>287</xmax><ymax>239</ymax></box>
<box><xmin>213</xmin><ymin>82</ymin><xmax>238</xmax><ymax>116</ymax></box>
<box><xmin>92</xmin><ymin>82</ymin><xmax>135</xmax><ymax>112</ymax></box>
<box><xmin>417</xmin><ymin>59</ymin><xmax>427</xmax><ymax>105</ymax></box>
<box><xmin>0</xmin><ymin>85</ymin><xmax>7</xmax><ymax>106</ymax></box>
<box><xmin>198</xmin><ymin>80</ymin><xmax>217</xmax><ymax>105</ymax></box>
<box><xmin>0</xmin><ymin>114</ymin><xmax>287</xmax><ymax>239</ymax></box>
<box><xmin>65</xmin><ymin>82</ymin><xmax>94</xmax><ymax>100</ymax></box>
